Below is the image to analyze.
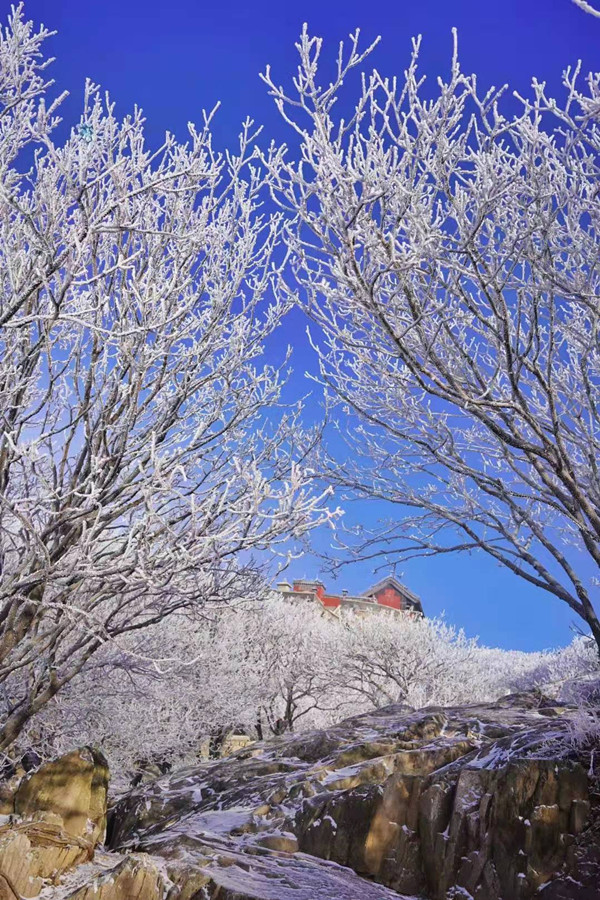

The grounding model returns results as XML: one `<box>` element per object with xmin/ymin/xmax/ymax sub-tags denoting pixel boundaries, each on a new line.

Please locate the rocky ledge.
<box><xmin>1</xmin><ymin>694</ymin><xmax>599</xmax><ymax>899</ymax></box>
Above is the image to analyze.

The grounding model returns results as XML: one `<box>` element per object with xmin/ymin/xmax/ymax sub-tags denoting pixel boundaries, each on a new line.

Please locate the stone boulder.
<box><xmin>15</xmin><ymin>747</ymin><xmax>109</xmax><ymax>846</ymax></box>
<box><xmin>0</xmin><ymin>747</ymin><xmax>110</xmax><ymax>898</ymax></box>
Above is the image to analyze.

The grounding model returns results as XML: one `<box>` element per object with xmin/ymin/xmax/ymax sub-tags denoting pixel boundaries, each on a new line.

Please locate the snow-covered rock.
<box><xmin>106</xmin><ymin>694</ymin><xmax>596</xmax><ymax>899</ymax></box>
<box><xmin>4</xmin><ymin>695</ymin><xmax>597</xmax><ymax>899</ymax></box>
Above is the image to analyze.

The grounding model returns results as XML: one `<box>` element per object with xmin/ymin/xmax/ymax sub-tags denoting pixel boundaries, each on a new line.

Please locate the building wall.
<box><xmin>373</xmin><ymin>585</ymin><xmax>405</xmax><ymax>610</ymax></box>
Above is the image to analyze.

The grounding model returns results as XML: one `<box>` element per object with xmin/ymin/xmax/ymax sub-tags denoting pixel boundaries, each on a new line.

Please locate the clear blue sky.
<box><xmin>22</xmin><ymin>0</ymin><xmax>600</xmax><ymax>651</ymax></box>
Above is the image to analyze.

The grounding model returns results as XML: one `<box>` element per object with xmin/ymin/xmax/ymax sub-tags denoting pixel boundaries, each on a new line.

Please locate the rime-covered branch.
<box><xmin>0</xmin><ymin>7</ymin><xmax>334</xmax><ymax>751</ymax></box>
<box><xmin>264</xmin><ymin>27</ymin><xmax>600</xmax><ymax>650</ymax></box>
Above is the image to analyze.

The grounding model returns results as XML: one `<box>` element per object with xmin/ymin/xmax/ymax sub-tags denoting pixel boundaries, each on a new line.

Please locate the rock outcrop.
<box><xmin>64</xmin><ymin>854</ymin><xmax>165</xmax><ymax>900</ymax></box>
<box><xmin>0</xmin><ymin>747</ymin><xmax>109</xmax><ymax>898</ymax></box>
<box><xmin>1</xmin><ymin>697</ymin><xmax>598</xmax><ymax>899</ymax></box>
<box><xmin>0</xmin><ymin>816</ymin><xmax>93</xmax><ymax>897</ymax></box>
<box><xmin>106</xmin><ymin>695</ymin><xmax>597</xmax><ymax>899</ymax></box>
<box><xmin>15</xmin><ymin>747</ymin><xmax>109</xmax><ymax>845</ymax></box>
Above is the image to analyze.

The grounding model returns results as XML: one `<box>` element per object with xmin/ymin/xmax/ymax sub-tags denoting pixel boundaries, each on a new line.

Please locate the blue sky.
<box><xmin>22</xmin><ymin>0</ymin><xmax>600</xmax><ymax>651</ymax></box>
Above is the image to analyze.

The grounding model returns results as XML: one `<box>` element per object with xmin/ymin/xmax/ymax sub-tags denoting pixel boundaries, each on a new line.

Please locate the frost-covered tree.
<box><xmin>0</xmin><ymin>8</ymin><xmax>334</xmax><ymax>752</ymax></box>
<box><xmin>264</xmin><ymin>29</ymin><xmax>600</xmax><ymax>651</ymax></box>
<box><xmin>20</xmin><ymin>595</ymin><xmax>554</xmax><ymax>784</ymax></box>
<box><xmin>330</xmin><ymin>612</ymin><xmax>479</xmax><ymax>710</ymax></box>
<box><xmin>20</xmin><ymin>605</ymin><xmax>265</xmax><ymax>788</ymax></box>
<box><xmin>515</xmin><ymin>635</ymin><xmax>600</xmax><ymax>701</ymax></box>
<box><xmin>235</xmin><ymin>595</ymin><xmax>334</xmax><ymax>736</ymax></box>
<box><xmin>17</xmin><ymin>594</ymin><xmax>335</xmax><ymax>782</ymax></box>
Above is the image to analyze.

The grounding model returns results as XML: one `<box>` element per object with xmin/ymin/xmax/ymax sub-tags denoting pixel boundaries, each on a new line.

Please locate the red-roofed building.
<box><xmin>276</xmin><ymin>575</ymin><xmax>424</xmax><ymax>616</ymax></box>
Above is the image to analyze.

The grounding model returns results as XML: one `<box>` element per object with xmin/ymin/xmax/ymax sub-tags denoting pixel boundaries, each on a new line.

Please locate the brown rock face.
<box><xmin>0</xmin><ymin>817</ymin><xmax>93</xmax><ymax>897</ymax></box>
<box><xmin>105</xmin><ymin>696</ymin><xmax>597</xmax><ymax>900</ymax></box>
<box><xmin>0</xmin><ymin>747</ymin><xmax>110</xmax><ymax>898</ymax></box>
<box><xmin>15</xmin><ymin>747</ymin><xmax>109</xmax><ymax>846</ymax></box>
<box><xmin>419</xmin><ymin>757</ymin><xmax>588</xmax><ymax>899</ymax></box>
<box><xmin>66</xmin><ymin>855</ymin><xmax>165</xmax><ymax>900</ymax></box>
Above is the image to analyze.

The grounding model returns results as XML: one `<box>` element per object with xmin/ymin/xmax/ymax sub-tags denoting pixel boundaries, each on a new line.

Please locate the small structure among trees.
<box><xmin>277</xmin><ymin>575</ymin><xmax>424</xmax><ymax>616</ymax></box>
